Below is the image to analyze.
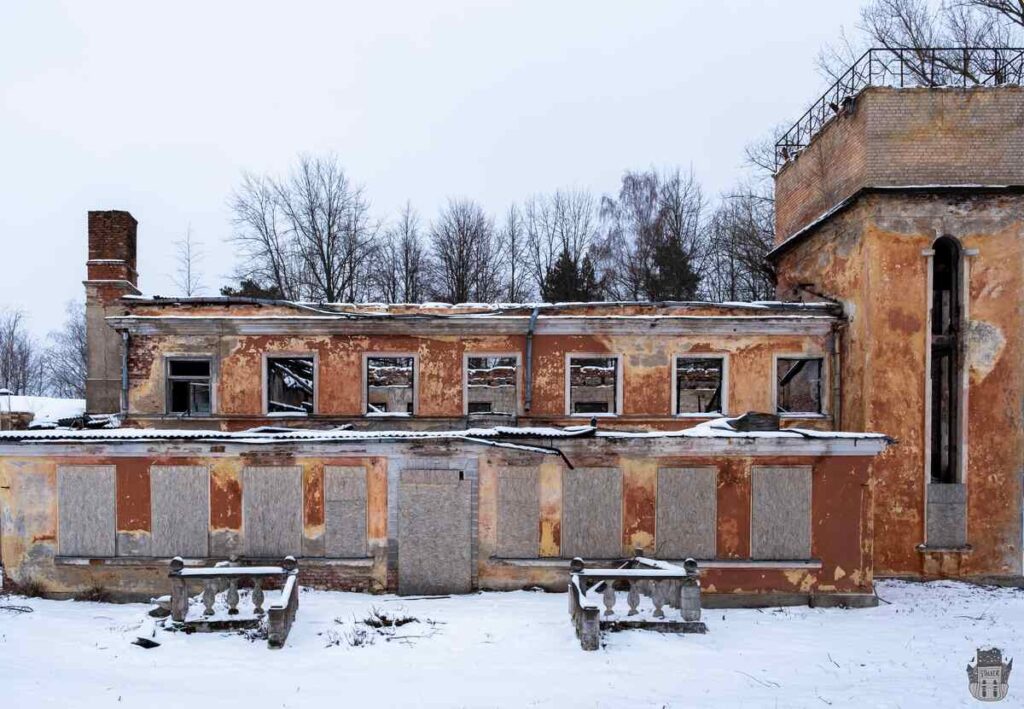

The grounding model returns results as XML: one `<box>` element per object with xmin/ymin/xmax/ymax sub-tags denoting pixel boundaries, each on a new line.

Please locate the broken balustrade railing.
<box><xmin>568</xmin><ymin>554</ymin><xmax>706</xmax><ymax>651</ymax></box>
<box><xmin>168</xmin><ymin>555</ymin><xmax>300</xmax><ymax>649</ymax></box>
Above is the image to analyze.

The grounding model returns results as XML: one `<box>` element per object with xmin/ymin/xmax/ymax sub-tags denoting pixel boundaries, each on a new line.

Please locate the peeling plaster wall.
<box><xmin>125</xmin><ymin>330</ymin><xmax>834</xmax><ymax>431</ymax></box>
<box><xmin>0</xmin><ymin>442</ymin><xmax>879</xmax><ymax>604</ymax></box>
<box><xmin>776</xmin><ymin>191</ymin><xmax>1024</xmax><ymax>578</ymax></box>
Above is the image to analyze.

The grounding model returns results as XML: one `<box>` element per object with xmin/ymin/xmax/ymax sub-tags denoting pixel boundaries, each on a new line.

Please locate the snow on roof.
<box><xmin>0</xmin><ymin>419</ymin><xmax>890</xmax><ymax>445</ymax></box>
<box><xmin>5</xmin><ymin>396</ymin><xmax>86</xmax><ymax>425</ymax></box>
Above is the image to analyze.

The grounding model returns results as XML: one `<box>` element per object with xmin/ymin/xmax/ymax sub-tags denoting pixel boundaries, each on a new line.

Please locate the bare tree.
<box><xmin>172</xmin><ymin>226</ymin><xmax>204</xmax><ymax>296</ymax></box>
<box><xmin>497</xmin><ymin>204</ymin><xmax>532</xmax><ymax>302</ymax></box>
<box><xmin>44</xmin><ymin>301</ymin><xmax>87</xmax><ymax>399</ymax></box>
<box><xmin>599</xmin><ymin>169</ymin><xmax>706</xmax><ymax>301</ymax></box>
<box><xmin>373</xmin><ymin>202</ymin><xmax>428</xmax><ymax>303</ymax></box>
<box><xmin>428</xmin><ymin>199</ymin><xmax>503</xmax><ymax>303</ymax></box>
<box><xmin>0</xmin><ymin>309</ymin><xmax>45</xmax><ymax>395</ymax></box>
<box><xmin>819</xmin><ymin>0</ymin><xmax>1021</xmax><ymax>85</ymax></box>
<box><xmin>229</xmin><ymin>155</ymin><xmax>379</xmax><ymax>302</ymax></box>
<box><xmin>523</xmin><ymin>189</ymin><xmax>600</xmax><ymax>297</ymax></box>
<box><xmin>703</xmin><ymin>183</ymin><xmax>777</xmax><ymax>302</ymax></box>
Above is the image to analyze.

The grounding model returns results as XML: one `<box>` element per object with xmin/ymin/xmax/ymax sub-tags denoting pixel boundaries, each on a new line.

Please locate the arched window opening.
<box><xmin>930</xmin><ymin>237</ymin><xmax>962</xmax><ymax>484</ymax></box>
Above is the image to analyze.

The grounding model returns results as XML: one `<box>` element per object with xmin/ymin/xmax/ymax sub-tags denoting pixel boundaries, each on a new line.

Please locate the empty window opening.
<box><xmin>569</xmin><ymin>356</ymin><xmax>619</xmax><ymax>415</ymax></box>
<box><xmin>266</xmin><ymin>357</ymin><xmax>314</xmax><ymax>415</ymax></box>
<box><xmin>466</xmin><ymin>356</ymin><xmax>517</xmax><ymax>416</ymax></box>
<box><xmin>777</xmin><ymin>358</ymin><xmax>823</xmax><ymax>415</ymax></box>
<box><xmin>167</xmin><ymin>359</ymin><xmax>212</xmax><ymax>415</ymax></box>
<box><xmin>366</xmin><ymin>356</ymin><xmax>415</xmax><ymax>415</ymax></box>
<box><xmin>931</xmin><ymin>237</ymin><xmax>962</xmax><ymax>484</ymax></box>
<box><xmin>676</xmin><ymin>357</ymin><xmax>724</xmax><ymax>415</ymax></box>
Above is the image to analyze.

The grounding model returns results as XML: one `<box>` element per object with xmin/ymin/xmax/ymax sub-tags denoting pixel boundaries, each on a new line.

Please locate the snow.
<box><xmin>0</xmin><ymin>580</ymin><xmax>1020</xmax><ymax>707</ymax></box>
<box><xmin>5</xmin><ymin>395</ymin><xmax>85</xmax><ymax>425</ymax></box>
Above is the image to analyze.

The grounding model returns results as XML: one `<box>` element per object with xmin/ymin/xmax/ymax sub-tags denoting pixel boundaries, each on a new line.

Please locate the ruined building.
<box><xmin>0</xmin><ymin>51</ymin><xmax>1021</xmax><ymax>603</ymax></box>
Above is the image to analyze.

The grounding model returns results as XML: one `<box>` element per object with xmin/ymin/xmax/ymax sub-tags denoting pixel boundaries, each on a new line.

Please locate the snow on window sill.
<box><xmin>365</xmin><ymin>411</ymin><xmax>412</xmax><ymax>418</ymax></box>
<box><xmin>778</xmin><ymin>412</ymin><xmax>827</xmax><ymax>419</ymax></box>
<box><xmin>568</xmin><ymin>413</ymin><xmax>619</xmax><ymax>418</ymax></box>
<box><xmin>675</xmin><ymin>412</ymin><xmax>724</xmax><ymax>419</ymax></box>
<box><xmin>267</xmin><ymin>411</ymin><xmax>310</xmax><ymax>417</ymax></box>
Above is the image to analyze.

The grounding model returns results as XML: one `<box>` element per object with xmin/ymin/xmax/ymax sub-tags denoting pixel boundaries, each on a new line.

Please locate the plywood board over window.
<box><xmin>150</xmin><ymin>466</ymin><xmax>209</xmax><ymax>557</ymax></box>
<box><xmin>562</xmin><ymin>467</ymin><xmax>622</xmax><ymax>559</ymax></box>
<box><xmin>58</xmin><ymin>465</ymin><xmax>116</xmax><ymax>557</ymax></box>
<box><xmin>750</xmin><ymin>466</ymin><xmax>812</xmax><ymax>560</ymax></box>
<box><xmin>656</xmin><ymin>467</ymin><xmax>717</xmax><ymax>559</ymax></box>
<box><xmin>324</xmin><ymin>466</ymin><xmax>368</xmax><ymax>557</ymax></box>
<box><xmin>243</xmin><ymin>466</ymin><xmax>302</xmax><ymax>557</ymax></box>
<box><xmin>496</xmin><ymin>466</ymin><xmax>540</xmax><ymax>558</ymax></box>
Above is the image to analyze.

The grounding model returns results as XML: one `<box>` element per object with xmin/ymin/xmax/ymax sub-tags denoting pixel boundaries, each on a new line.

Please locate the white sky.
<box><xmin>0</xmin><ymin>1</ymin><xmax>861</xmax><ymax>336</ymax></box>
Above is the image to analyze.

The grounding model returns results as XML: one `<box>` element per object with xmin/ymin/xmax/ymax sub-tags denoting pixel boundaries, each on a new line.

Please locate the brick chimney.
<box><xmin>84</xmin><ymin>211</ymin><xmax>140</xmax><ymax>414</ymax></box>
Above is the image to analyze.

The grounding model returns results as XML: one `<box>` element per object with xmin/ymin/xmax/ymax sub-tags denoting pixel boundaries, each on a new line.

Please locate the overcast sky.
<box><xmin>0</xmin><ymin>1</ymin><xmax>862</xmax><ymax>336</ymax></box>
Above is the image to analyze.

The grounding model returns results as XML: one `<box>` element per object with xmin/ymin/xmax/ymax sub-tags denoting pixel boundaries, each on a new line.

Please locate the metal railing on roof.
<box><xmin>775</xmin><ymin>47</ymin><xmax>1024</xmax><ymax>170</ymax></box>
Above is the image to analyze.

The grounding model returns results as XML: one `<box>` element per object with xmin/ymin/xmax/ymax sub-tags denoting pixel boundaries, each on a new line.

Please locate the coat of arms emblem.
<box><xmin>968</xmin><ymin>647</ymin><xmax>1012</xmax><ymax>702</ymax></box>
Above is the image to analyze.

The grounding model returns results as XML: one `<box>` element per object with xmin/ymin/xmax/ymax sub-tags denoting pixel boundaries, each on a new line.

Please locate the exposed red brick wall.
<box><xmin>87</xmin><ymin>210</ymin><xmax>138</xmax><ymax>289</ymax></box>
<box><xmin>775</xmin><ymin>86</ymin><xmax>1024</xmax><ymax>241</ymax></box>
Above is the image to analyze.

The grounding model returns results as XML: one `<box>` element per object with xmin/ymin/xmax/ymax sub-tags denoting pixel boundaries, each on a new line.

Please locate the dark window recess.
<box><xmin>366</xmin><ymin>356</ymin><xmax>415</xmax><ymax>415</ymax></box>
<box><xmin>466</xmin><ymin>356</ymin><xmax>517</xmax><ymax>415</ymax></box>
<box><xmin>777</xmin><ymin>358</ymin><xmax>823</xmax><ymax>415</ymax></box>
<box><xmin>676</xmin><ymin>357</ymin><xmax>724</xmax><ymax>414</ymax></box>
<box><xmin>931</xmin><ymin>237</ymin><xmax>961</xmax><ymax>484</ymax></box>
<box><xmin>267</xmin><ymin>357</ymin><xmax>315</xmax><ymax>414</ymax></box>
<box><xmin>569</xmin><ymin>356</ymin><xmax>618</xmax><ymax>415</ymax></box>
<box><xmin>167</xmin><ymin>359</ymin><xmax>211</xmax><ymax>415</ymax></box>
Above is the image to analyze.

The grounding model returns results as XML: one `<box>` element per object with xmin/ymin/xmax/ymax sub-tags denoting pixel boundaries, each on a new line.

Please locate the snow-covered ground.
<box><xmin>0</xmin><ymin>580</ymin><xmax>1020</xmax><ymax>708</ymax></box>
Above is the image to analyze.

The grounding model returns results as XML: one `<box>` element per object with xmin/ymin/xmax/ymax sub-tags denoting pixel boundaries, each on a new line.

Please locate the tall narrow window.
<box><xmin>366</xmin><ymin>356</ymin><xmax>415</xmax><ymax>415</ymax></box>
<box><xmin>266</xmin><ymin>356</ymin><xmax>315</xmax><ymax>415</ymax></box>
<box><xmin>167</xmin><ymin>359</ymin><xmax>212</xmax><ymax>415</ymax></box>
<box><xmin>931</xmin><ymin>237</ymin><xmax>961</xmax><ymax>484</ymax></box>
<box><xmin>675</xmin><ymin>357</ymin><xmax>724</xmax><ymax>415</ymax></box>
<box><xmin>568</xmin><ymin>356</ymin><xmax>619</xmax><ymax>415</ymax></box>
<box><xmin>466</xmin><ymin>355</ymin><xmax>518</xmax><ymax>416</ymax></box>
<box><xmin>776</xmin><ymin>358</ymin><xmax>823</xmax><ymax>415</ymax></box>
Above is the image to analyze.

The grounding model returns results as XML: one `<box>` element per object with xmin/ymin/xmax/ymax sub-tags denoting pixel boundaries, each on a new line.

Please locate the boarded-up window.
<box><xmin>324</xmin><ymin>466</ymin><xmax>368</xmax><ymax>557</ymax></box>
<box><xmin>562</xmin><ymin>467</ymin><xmax>621</xmax><ymax>559</ymax></box>
<box><xmin>496</xmin><ymin>467</ymin><xmax>539</xmax><ymax>558</ymax></box>
<box><xmin>58</xmin><ymin>465</ymin><xmax>115</xmax><ymax>557</ymax></box>
<box><xmin>656</xmin><ymin>467</ymin><xmax>717</xmax><ymax>559</ymax></box>
<box><xmin>243</xmin><ymin>466</ymin><xmax>302</xmax><ymax>557</ymax></box>
<box><xmin>751</xmin><ymin>466</ymin><xmax>812</xmax><ymax>559</ymax></box>
<box><xmin>151</xmin><ymin>466</ymin><xmax>209</xmax><ymax>557</ymax></box>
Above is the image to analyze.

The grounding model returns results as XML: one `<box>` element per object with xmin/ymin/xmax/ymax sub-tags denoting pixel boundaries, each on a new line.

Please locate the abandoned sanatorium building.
<box><xmin>1</xmin><ymin>66</ymin><xmax>1023</xmax><ymax>607</ymax></box>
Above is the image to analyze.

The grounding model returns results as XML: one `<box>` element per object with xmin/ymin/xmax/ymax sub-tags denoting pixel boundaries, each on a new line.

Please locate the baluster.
<box><xmin>252</xmin><ymin>579</ymin><xmax>265</xmax><ymax>616</ymax></box>
<box><xmin>602</xmin><ymin>583</ymin><xmax>616</xmax><ymax>617</ymax></box>
<box><xmin>202</xmin><ymin>579</ymin><xmax>217</xmax><ymax>616</ymax></box>
<box><xmin>652</xmin><ymin>581</ymin><xmax>666</xmax><ymax>619</ymax></box>
<box><xmin>627</xmin><ymin>581</ymin><xmax>640</xmax><ymax>616</ymax></box>
<box><xmin>226</xmin><ymin>577</ymin><xmax>240</xmax><ymax>616</ymax></box>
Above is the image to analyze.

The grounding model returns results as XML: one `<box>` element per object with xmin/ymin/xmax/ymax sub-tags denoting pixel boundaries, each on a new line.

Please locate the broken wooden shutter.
<box><xmin>496</xmin><ymin>466</ymin><xmax>540</xmax><ymax>558</ymax></box>
<box><xmin>324</xmin><ymin>466</ymin><xmax>368</xmax><ymax>557</ymax></box>
<box><xmin>561</xmin><ymin>467</ymin><xmax>622</xmax><ymax>559</ymax></box>
<box><xmin>750</xmin><ymin>466</ymin><xmax>812</xmax><ymax>559</ymax></box>
<box><xmin>150</xmin><ymin>466</ymin><xmax>209</xmax><ymax>557</ymax></box>
<box><xmin>243</xmin><ymin>466</ymin><xmax>302</xmax><ymax>557</ymax></box>
<box><xmin>656</xmin><ymin>467</ymin><xmax>717</xmax><ymax>559</ymax></box>
<box><xmin>58</xmin><ymin>465</ymin><xmax>116</xmax><ymax>557</ymax></box>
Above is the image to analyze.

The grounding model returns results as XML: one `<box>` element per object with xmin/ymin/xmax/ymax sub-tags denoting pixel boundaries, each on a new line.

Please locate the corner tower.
<box><xmin>770</xmin><ymin>49</ymin><xmax>1024</xmax><ymax>579</ymax></box>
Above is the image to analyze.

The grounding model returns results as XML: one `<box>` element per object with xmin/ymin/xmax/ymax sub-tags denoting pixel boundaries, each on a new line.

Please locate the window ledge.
<box><xmin>489</xmin><ymin>558</ymin><xmax>823</xmax><ymax>569</ymax></box>
<box><xmin>675</xmin><ymin>413</ymin><xmax>724</xmax><ymax>419</ymax></box>
<box><xmin>778</xmin><ymin>413</ymin><xmax>828</xmax><ymax>419</ymax></box>
<box><xmin>55</xmin><ymin>556</ymin><xmax>375</xmax><ymax>567</ymax></box>
<box><xmin>568</xmin><ymin>413</ymin><xmax>619</xmax><ymax>418</ymax></box>
<box><xmin>916</xmin><ymin>544</ymin><xmax>973</xmax><ymax>554</ymax></box>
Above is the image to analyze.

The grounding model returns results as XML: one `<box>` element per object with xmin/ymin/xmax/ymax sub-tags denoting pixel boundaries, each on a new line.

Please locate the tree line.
<box><xmin>222</xmin><ymin>155</ymin><xmax>777</xmax><ymax>305</ymax></box>
<box><xmin>0</xmin><ymin>303</ymin><xmax>86</xmax><ymax>398</ymax></box>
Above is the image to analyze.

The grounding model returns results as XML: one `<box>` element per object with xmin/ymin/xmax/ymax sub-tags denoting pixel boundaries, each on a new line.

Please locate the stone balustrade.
<box><xmin>568</xmin><ymin>554</ymin><xmax>706</xmax><ymax>650</ymax></box>
<box><xmin>168</xmin><ymin>556</ymin><xmax>299</xmax><ymax>649</ymax></box>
